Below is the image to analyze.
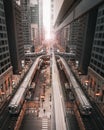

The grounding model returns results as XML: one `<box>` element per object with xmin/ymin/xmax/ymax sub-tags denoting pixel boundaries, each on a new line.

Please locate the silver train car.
<box><xmin>8</xmin><ymin>57</ymin><xmax>43</xmax><ymax>114</ymax></box>
<box><xmin>59</xmin><ymin>57</ymin><xmax>92</xmax><ymax>115</ymax></box>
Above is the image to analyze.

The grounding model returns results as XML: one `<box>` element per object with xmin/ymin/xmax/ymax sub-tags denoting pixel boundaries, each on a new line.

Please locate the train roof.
<box><xmin>60</xmin><ymin>57</ymin><xmax>92</xmax><ymax>108</ymax></box>
<box><xmin>9</xmin><ymin>87</ymin><xmax>25</xmax><ymax>107</ymax></box>
<box><xmin>76</xmin><ymin>87</ymin><xmax>91</xmax><ymax>107</ymax></box>
<box><xmin>9</xmin><ymin>56</ymin><xmax>42</xmax><ymax>108</ymax></box>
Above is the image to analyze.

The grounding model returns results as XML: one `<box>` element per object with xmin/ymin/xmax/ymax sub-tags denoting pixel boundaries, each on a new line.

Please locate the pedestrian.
<box><xmin>50</xmin><ymin>94</ymin><xmax>51</xmax><ymax>101</ymax></box>
<box><xmin>43</xmin><ymin>109</ymin><xmax>46</xmax><ymax>113</ymax></box>
<box><xmin>37</xmin><ymin>110</ymin><xmax>39</xmax><ymax>117</ymax></box>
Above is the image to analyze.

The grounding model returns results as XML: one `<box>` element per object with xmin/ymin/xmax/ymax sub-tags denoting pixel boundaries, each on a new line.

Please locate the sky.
<box><xmin>43</xmin><ymin>0</ymin><xmax>51</xmax><ymax>39</ymax></box>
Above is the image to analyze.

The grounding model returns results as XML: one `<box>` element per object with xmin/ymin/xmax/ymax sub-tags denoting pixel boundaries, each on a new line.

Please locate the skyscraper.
<box><xmin>20</xmin><ymin>0</ymin><xmax>31</xmax><ymax>45</ymax></box>
<box><xmin>50</xmin><ymin>0</ymin><xmax>54</xmax><ymax>37</ymax></box>
<box><xmin>4</xmin><ymin>0</ymin><xmax>25</xmax><ymax>74</ymax></box>
<box><xmin>39</xmin><ymin>0</ymin><xmax>43</xmax><ymax>43</ymax></box>
<box><xmin>30</xmin><ymin>2</ymin><xmax>39</xmax><ymax>48</ymax></box>
<box><xmin>0</xmin><ymin>0</ymin><xmax>13</xmax><ymax>103</ymax></box>
<box><xmin>88</xmin><ymin>3</ymin><xmax>104</xmax><ymax>102</ymax></box>
<box><xmin>30</xmin><ymin>3</ymin><xmax>39</xmax><ymax>24</ymax></box>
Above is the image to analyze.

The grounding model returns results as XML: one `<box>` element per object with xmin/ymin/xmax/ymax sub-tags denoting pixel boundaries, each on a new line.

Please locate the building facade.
<box><xmin>4</xmin><ymin>0</ymin><xmax>25</xmax><ymax>74</ymax></box>
<box><xmin>30</xmin><ymin>2</ymin><xmax>39</xmax><ymax>48</ymax></box>
<box><xmin>30</xmin><ymin>3</ymin><xmax>39</xmax><ymax>24</ymax></box>
<box><xmin>54</xmin><ymin>0</ymin><xmax>104</xmax><ymax>112</ymax></box>
<box><xmin>50</xmin><ymin>0</ymin><xmax>54</xmax><ymax>38</ymax></box>
<box><xmin>39</xmin><ymin>0</ymin><xmax>43</xmax><ymax>44</ymax></box>
<box><xmin>76</xmin><ymin>9</ymin><xmax>97</xmax><ymax>74</ymax></box>
<box><xmin>68</xmin><ymin>20</ymin><xmax>78</xmax><ymax>53</ymax></box>
<box><xmin>0</xmin><ymin>0</ymin><xmax>13</xmax><ymax>103</ymax></box>
<box><xmin>20</xmin><ymin>0</ymin><xmax>31</xmax><ymax>45</ymax></box>
<box><xmin>88</xmin><ymin>3</ymin><xmax>104</xmax><ymax>104</ymax></box>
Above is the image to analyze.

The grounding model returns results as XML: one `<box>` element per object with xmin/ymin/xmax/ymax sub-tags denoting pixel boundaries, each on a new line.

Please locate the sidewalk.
<box><xmin>39</xmin><ymin>87</ymin><xmax>52</xmax><ymax>119</ymax></box>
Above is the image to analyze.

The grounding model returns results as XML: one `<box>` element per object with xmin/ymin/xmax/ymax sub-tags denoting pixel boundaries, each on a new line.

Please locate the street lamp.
<box><xmin>95</xmin><ymin>92</ymin><xmax>101</xmax><ymax>102</ymax></box>
<box><xmin>95</xmin><ymin>93</ymin><xmax>100</xmax><ymax>96</ymax></box>
<box><xmin>12</xmin><ymin>80</ymin><xmax>16</xmax><ymax>89</ymax></box>
<box><xmin>40</xmin><ymin>95</ymin><xmax>45</xmax><ymax>108</ymax></box>
<box><xmin>84</xmin><ymin>80</ymin><xmax>89</xmax><ymax>91</ymax></box>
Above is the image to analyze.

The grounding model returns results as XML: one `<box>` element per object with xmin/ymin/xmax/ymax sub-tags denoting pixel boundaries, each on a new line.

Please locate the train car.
<box><xmin>38</xmin><ymin>59</ymin><xmax>43</xmax><ymax>70</ymax></box>
<box><xmin>59</xmin><ymin>57</ymin><xmax>92</xmax><ymax>115</ymax></box>
<box><xmin>73</xmin><ymin>87</ymin><xmax>92</xmax><ymax>115</ymax></box>
<box><xmin>8</xmin><ymin>87</ymin><xmax>26</xmax><ymax>114</ymax></box>
<box><xmin>8</xmin><ymin>56</ymin><xmax>43</xmax><ymax>114</ymax></box>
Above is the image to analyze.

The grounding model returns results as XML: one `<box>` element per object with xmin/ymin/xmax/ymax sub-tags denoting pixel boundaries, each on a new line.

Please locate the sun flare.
<box><xmin>43</xmin><ymin>0</ymin><xmax>51</xmax><ymax>40</ymax></box>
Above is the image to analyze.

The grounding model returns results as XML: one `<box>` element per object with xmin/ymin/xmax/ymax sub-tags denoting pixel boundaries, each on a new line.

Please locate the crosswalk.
<box><xmin>42</xmin><ymin>118</ymin><xmax>48</xmax><ymax>130</ymax></box>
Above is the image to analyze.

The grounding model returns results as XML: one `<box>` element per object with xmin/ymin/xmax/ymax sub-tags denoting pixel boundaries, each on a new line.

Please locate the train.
<box><xmin>8</xmin><ymin>57</ymin><xmax>43</xmax><ymax>114</ymax></box>
<box><xmin>58</xmin><ymin>56</ymin><xmax>92</xmax><ymax>115</ymax></box>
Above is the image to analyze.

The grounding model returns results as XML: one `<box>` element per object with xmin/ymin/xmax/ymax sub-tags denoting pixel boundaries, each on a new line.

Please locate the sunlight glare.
<box><xmin>45</xmin><ymin>31</ymin><xmax>51</xmax><ymax>40</ymax></box>
<box><xmin>43</xmin><ymin>0</ymin><xmax>51</xmax><ymax>40</ymax></box>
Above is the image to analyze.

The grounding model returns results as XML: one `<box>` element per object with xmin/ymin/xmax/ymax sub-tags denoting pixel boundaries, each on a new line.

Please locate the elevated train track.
<box><xmin>8</xmin><ymin>56</ymin><xmax>43</xmax><ymax>114</ymax></box>
<box><xmin>1</xmin><ymin>51</ymin><xmax>104</xmax><ymax>130</ymax></box>
<box><xmin>0</xmin><ymin>56</ymin><xmax>43</xmax><ymax>129</ymax></box>
<box><xmin>58</xmin><ymin>56</ymin><xmax>104</xmax><ymax>130</ymax></box>
<box><xmin>58</xmin><ymin>56</ymin><xmax>92</xmax><ymax>115</ymax></box>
